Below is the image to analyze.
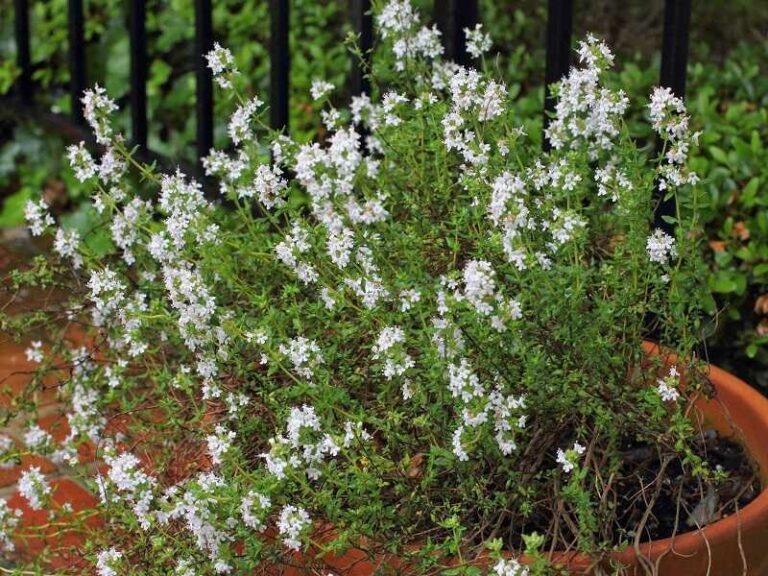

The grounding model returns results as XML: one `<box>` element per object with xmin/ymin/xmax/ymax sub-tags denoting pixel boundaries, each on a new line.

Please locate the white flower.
<box><xmin>544</xmin><ymin>36</ymin><xmax>628</xmax><ymax>157</ymax></box>
<box><xmin>310</xmin><ymin>79</ymin><xmax>334</xmax><ymax>101</ymax></box>
<box><xmin>23</xmin><ymin>425</ymin><xmax>53</xmax><ymax>453</ymax></box>
<box><xmin>205</xmin><ymin>43</ymin><xmax>239</xmax><ymax>89</ymax></box>
<box><xmin>18</xmin><ymin>466</ymin><xmax>50</xmax><ymax>510</ymax></box>
<box><xmin>399</xmin><ymin>288</ymin><xmax>421</xmax><ymax>312</ymax></box>
<box><xmin>67</xmin><ymin>142</ymin><xmax>97</xmax><ymax>181</ymax></box>
<box><xmin>465</xmin><ymin>24</ymin><xmax>492</xmax><ymax>59</ymax></box>
<box><xmin>240</xmin><ymin>491</ymin><xmax>271</xmax><ymax>531</ymax></box>
<box><xmin>228</xmin><ymin>96</ymin><xmax>263</xmax><ymax>145</ymax></box>
<box><xmin>372</xmin><ymin>326</ymin><xmax>414</xmax><ymax>380</ymax></box>
<box><xmin>646</xmin><ymin>228</ymin><xmax>677</xmax><ymax>264</ymax></box>
<box><xmin>452</xmin><ymin>425</ymin><xmax>469</xmax><ymax>461</ymax></box>
<box><xmin>342</xmin><ymin>421</ymin><xmax>371</xmax><ymax>448</ymax></box>
<box><xmin>372</xmin><ymin>326</ymin><xmax>405</xmax><ymax>357</ymax></box>
<box><xmin>657</xmin><ymin>365</ymin><xmax>681</xmax><ymax>402</ymax></box>
<box><xmin>277</xmin><ymin>505</ymin><xmax>311</xmax><ymax>551</ymax></box>
<box><xmin>463</xmin><ymin>259</ymin><xmax>497</xmax><ymax>316</ymax></box>
<box><xmin>285</xmin><ymin>405</ymin><xmax>321</xmax><ymax>447</ymax></box>
<box><xmin>556</xmin><ymin>442</ymin><xmax>586</xmax><ymax>473</ymax></box>
<box><xmin>448</xmin><ymin>358</ymin><xmax>484</xmax><ymax>403</ymax></box>
<box><xmin>82</xmin><ymin>84</ymin><xmax>117</xmax><ymax>145</ymax></box>
<box><xmin>278</xmin><ymin>337</ymin><xmax>324</xmax><ymax>382</ymax></box>
<box><xmin>25</xmin><ymin>340</ymin><xmax>44</xmax><ymax>363</ymax></box>
<box><xmin>54</xmin><ymin>227</ymin><xmax>83</xmax><ymax>269</ymax></box>
<box><xmin>0</xmin><ymin>498</ymin><xmax>21</xmax><ymax>553</ymax></box>
<box><xmin>494</xmin><ymin>557</ymin><xmax>529</xmax><ymax>576</ymax></box>
<box><xmin>24</xmin><ymin>199</ymin><xmax>54</xmax><ymax>236</ymax></box>
<box><xmin>252</xmin><ymin>164</ymin><xmax>288</xmax><ymax>208</ymax></box>
<box><xmin>96</xmin><ymin>548</ymin><xmax>123</xmax><ymax>576</ymax></box>
<box><xmin>206</xmin><ymin>425</ymin><xmax>236</xmax><ymax>466</ymax></box>
<box><xmin>101</xmin><ymin>451</ymin><xmax>157</xmax><ymax>530</ymax></box>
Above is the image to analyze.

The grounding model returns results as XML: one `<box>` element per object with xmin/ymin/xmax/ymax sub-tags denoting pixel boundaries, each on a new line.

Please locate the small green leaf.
<box><xmin>708</xmin><ymin>146</ymin><xmax>729</xmax><ymax>165</ymax></box>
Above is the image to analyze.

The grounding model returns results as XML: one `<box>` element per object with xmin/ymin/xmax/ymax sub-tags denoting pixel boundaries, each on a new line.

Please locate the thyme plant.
<box><xmin>3</xmin><ymin>1</ymin><xmax>721</xmax><ymax>574</ymax></box>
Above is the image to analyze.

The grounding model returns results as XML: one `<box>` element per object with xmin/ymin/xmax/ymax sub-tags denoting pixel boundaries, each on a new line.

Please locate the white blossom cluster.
<box><xmin>493</xmin><ymin>557</ymin><xmax>530</xmax><ymax>576</ymax></box>
<box><xmin>0</xmin><ymin>499</ymin><xmax>21</xmax><ymax>553</ymax></box>
<box><xmin>23</xmin><ymin>424</ymin><xmax>53</xmax><ymax>453</ymax></box>
<box><xmin>544</xmin><ymin>35</ymin><xmax>628</xmax><ymax>159</ymax></box>
<box><xmin>159</xmin><ymin>473</ymin><xmax>235</xmax><ymax>571</ymax></box>
<box><xmin>99</xmin><ymin>451</ymin><xmax>157</xmax><ymax>530</ymax></box>
<box><xmin>448</xmin><ymin>357</ymin><xmax>527</xmax><ymax>461</ymax></box>
<box><xmin>206</xmin><ymin>425</ymin><xmax>236</xmax><ymax>466</ymax></box>
<box><xmin>277</xmin><ymin>504</ymin><xmax>312</xmax><ymax>551</ymax></box>
<box><xmin>656</xmin><ymin>365</ymin><xmax>681</xmax><ymax>403</ymax></box>
<box><xmin>372</xmin><ymin>326</ymin><xmax>414</xmax><ymax>381</ymax></box>
<box><xmin>240</xmin><ymin>490</ymin><xmax>271</xmax><ymax>531</ymax></box>
<box><xmin>18</xmin><ymin>466</ymin><xmax>50</xmax><ymax>510</ymax></box>
<box><xmin>24</xmin><ymin>340</ymin><xmax>43</xmax><ymax>363</ymax></box>
<box><xmin>66</xmin><ymin>142</ymin><xmax>97</xmax><ymax>182</ymax></box>
<box><xmin>646</xmin><ymin>228</ymin><xmax>677</xmax><ymax>264</ymax></box>
<box><xmin>205</xmin><ymin>43</ymin><xmax>240</xmax><ymax>89</ymax></box>
<box><xmin>82</xmin><ymin>84</ymin><xmax>118</xmax><ymax>145</ymax></box>
<box><xmin>54</xmin><ymin>227</ymin><xmax>83</xmax><ymax>268</ymax></box>
<box><xmin>377</xmin><ymin>0</ymin><xmax>443</xmax><ymax>71</ymax></box>
<box><xmin>66</xmin><ymin>374</ymin><xmax>107</xmax><ymax>445</ymax></box>
<box><xmin>649</xmin><ymin>86</ymin><xmax>699</xmax><ymax>190</ymax></box>
<box><xmin>461</xmin><ymin>260</ymin><xmax>523</xmax><ymax>332</ymax></box>
<box><xmin>556</xmin><ymin>441</ymin><xmax>586</xmax><ymax>473</ymax></box>
<box><xmin>261</xmin><ymin>405</ymin><xmax>342</xmax><ymax>481</ymax></box>
<box><xmin>278</xmin><ymin>336</ymin><xmax>324</xmax><ymax>382</ymax></box>
<box><xmin>464</xmin><ymin>24</ymin><xmax>492</xmax><ymax>59</ymax></box>
<box><xmin>24</xmin><ymin>199</ymin><xmax>54</xmax><ymax>236</ymax></box>
<box><xmin>227</xmin><ymin>95</ymin><xmax>263</xmax><ymax>145</ymax></box>
<box><xmin>96</xmin><ymin>548</ymin><xmax>123</xmax><ymax>576</ymax></box>
<box><xmin>310</xmin><ymin>79</ymin><xmax>334</xmax><ymax>101</ymax></box>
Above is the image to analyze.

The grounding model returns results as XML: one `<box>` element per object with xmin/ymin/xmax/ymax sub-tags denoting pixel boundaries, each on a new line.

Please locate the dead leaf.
<box><xmin>754</xmin><ymin>295</ymin><xmax>768</xmax><ymax>315</ymax></box>
<box><xmin>406</xmin><ymin>453</ymin><xmax>425</xmax><ymax>479</ymax></box>
<box><xmin>686</xmin><ymin>483</ymin><xmax>720</xmax><ymax>528</ymax></box>
<box><xmin>733</xmin><ymin>221</ymin><xmax>750</xmax><ymax>241</ymax></box>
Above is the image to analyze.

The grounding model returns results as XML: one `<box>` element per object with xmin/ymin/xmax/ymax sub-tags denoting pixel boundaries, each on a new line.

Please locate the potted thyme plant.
<box><xmin>2</xmin><ymin>1</ymin><xmax>767</xmax><ymax>574</ymax></box>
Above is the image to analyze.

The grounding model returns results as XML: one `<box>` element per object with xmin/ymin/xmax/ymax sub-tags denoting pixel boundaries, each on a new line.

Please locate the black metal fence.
<box><xmin>8</xmin><ymin>0</ymin><xmax>692</xmax><ymax>223</ymax></box>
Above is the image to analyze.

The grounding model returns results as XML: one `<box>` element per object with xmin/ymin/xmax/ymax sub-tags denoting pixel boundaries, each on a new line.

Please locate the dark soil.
<box><xmin>613</xmin><ymin>429</ymin><xmax>762</xmax><ymax>543</ymax></box>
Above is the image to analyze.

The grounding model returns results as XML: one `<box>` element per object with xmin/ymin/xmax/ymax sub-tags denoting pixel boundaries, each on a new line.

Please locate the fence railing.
<box><xmin>8</xmin><ymin>0</ymin><xmax>692</xmax><ymax>223</ymax></box>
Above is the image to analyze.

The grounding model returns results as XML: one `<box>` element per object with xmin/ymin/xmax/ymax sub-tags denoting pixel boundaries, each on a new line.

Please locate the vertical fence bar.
<box><xmin>195</xmin><ymin>0</ymin><xmax>214</xmax><ymax>163</ymax></box>
<box><xmin>435</xmin><ymin>0</ymin><xmax>479</xmax><ymax>66</ymax></box>
<box><xmin>68</xmin><ymin>0</ymin><xmax>86</xmax><ymax>124</ymax></box>
<box><xmin>542</xmin><ymin>0</ymin><xmax>573</xmax><ymax>151</ymax></box>
<box><xmin>270</xmin><ymin>0</ymin><xmax>290</xmax><ymax>132</ymax></box>
<box><xmin>14</xmin><ymin>0</ymin><xmax>33</xmax><ymax>102</ymax></box>
<box><xmin>130</xmin><ymin>0</ymin><xmax>148</xmax><ymax>149</ymax></box>
<box><xmin>654</xmin><ymin>0</ymin><xmax>691</xmax><ymax>232</ymax></box>
<box><xmin>350</xmin><ymin>0</ymin><xmax>373</xmax><ymax>97</ymax></box>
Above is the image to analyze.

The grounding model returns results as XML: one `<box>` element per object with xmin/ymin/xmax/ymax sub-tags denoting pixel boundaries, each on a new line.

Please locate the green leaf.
<box><xmin>741</xmin><ymin>177</ymin><xmax>760</xmax><ymax>207</ymax></box>
<box><xmin>0</xmin><ymin>187</ymin><xmax>32</xmax><ymax>227</ymax></box>
<box><xmin>708</xmin><ymin>146</ymin><xmax>729</xmax><ymax>166</ymax></box>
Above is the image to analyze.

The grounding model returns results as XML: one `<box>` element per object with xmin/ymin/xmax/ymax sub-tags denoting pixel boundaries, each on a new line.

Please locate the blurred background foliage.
<box><xmin>0</xmin><ymin>0</ymin><xmax>767</xmax><ymax>387</ymax></box>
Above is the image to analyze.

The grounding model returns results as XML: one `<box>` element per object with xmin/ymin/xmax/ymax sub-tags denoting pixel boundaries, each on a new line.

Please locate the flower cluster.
<box><xmin>18</xmin><ymin>466</ymin><xmax>50</xmax><ymax>510</ymax></box>
<box><xmin>656</xmin><ymin>365</ymin><xmax>681</xmax><ymax>403</ymax></box>
<box><xmin>556</xmin><ymin>442</ymin><xmax>587</xmax><ymax>474</ymax></box>
<box><xmin>649</xmin><ymin>86</ymin><xmax>700</xmax><ymax>190</ymax></box>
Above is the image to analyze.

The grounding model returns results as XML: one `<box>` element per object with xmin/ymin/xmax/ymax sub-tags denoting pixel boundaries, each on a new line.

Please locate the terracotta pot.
<box><xmin>272</xmin><ymin>343</ymin><xmax>768</xmax><ymax>576</ymax></box>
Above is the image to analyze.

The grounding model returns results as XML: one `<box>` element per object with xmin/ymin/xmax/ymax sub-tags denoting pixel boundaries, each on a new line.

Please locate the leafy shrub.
<box><xmin>3</xmin><ymin>2</ymin><xmax>736</xmax><ymax>573</ymax></box>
